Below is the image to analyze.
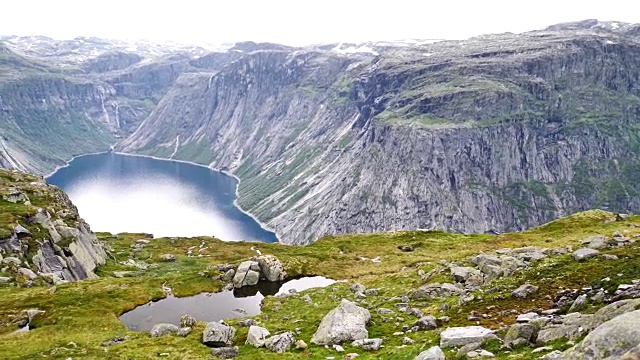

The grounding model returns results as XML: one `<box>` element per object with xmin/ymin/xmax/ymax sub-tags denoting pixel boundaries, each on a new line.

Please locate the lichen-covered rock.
<box><xmin>203</xmin><ymin>322</ymin><xmax>236</xmax><ymax>347</ymax></box>
<box><xmin>563</xmin><ymin>310</ymin><xmax>640</xmax><ymax>359</ymax></box>
<box><xmin>311</xmin><ymin>299</ymin><xmax>371</xmax><ymax>345</ymax></box>
<box><xmin>180</xmin><ymin>314</ymin><xmax>197</xmax><ymax>327</ymax></box>
<box><xmin>265</xmin><ymin>332</ymin><xmax>295</xmax><ymax>353</ymax></box>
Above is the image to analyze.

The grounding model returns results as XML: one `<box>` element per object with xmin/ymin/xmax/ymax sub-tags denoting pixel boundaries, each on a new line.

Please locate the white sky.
<box><xmin>1</xmin><ymin>0</ymin><xmax>639</xmax><ymax>46</ymax></box>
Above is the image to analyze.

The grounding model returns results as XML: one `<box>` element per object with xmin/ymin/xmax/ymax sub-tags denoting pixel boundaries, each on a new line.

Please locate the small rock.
<box><xmin>415</xmin><ymin>345</ymin><xmax>446</xmax><ymax>360</ymax></box>
<box><xmin>150</xmin><ymin>323</ymin><xmax>179</xmax><ymax>337</ymax></box>
<box><xmin>0</xmin><ymin>276</ymin><xmax>12</xmax><ymax>283</ymax></box>
<box><xmin>364</xmin><ymin>289</ymin><xmax>379</xmax><ymax>296</ymax></box>
<box><xmin>222</xmin><ymin>269</ymin><xmax>236</xmax><ymax>282</ymax></box>
<box><xmin>350</xmin><ymin>283</ymin><xmax>366</xmax><ymax>293</ymax></box>
<box><xmin>517</xmin><ymin>312</ymin><xmax>542</xmax><ymax>322</ymax></box>
<box><xmin>303</xmin><ymin>294</ymin><xmax>313</xmax><ymax>304</ymax></box>
<box><xmin>377</xmin><ymin>308</ymin><xmax>395</xmax><ymax>315</ymax></box>
<box><xmin>180</xmin><ymin>314</ymin><xmax>197</xmax><ymax>327</ymax></box>
<box><xmin>531</xmin><ymin>346</ymin><xmax>553</xmax><ymax>353</ymax></box>
<box><xmin>568</xmin><ymin>294</ymin><xmax>588</xmax><ymax>312</ymax></box>
<box><xmin>398</xmin><ymin>245</ymin><xmax>414</xmax><ymax>252</ymax></box>
<box><xmin>351</xmin><ymin>338</ymin><xmax>382</xmax><ymax>351</ymax></box>
<box><xmin>238</xmin><ymin>319</ymin><xmax>257</xmax><ymax>327</ymax></box>
<box><xmin>333</xmin><ymin>344</ymin><xmax>345</xmax><ymax>352</ymax></box>
<box><xmin>601</xmin><ymin>254</ymin><xmax>619</xmax><ymax>260</ymax></box>
<box><xmin>504</xmin><ymin>323</ymin><xmax>539</xmax><ymax>346</ymax></box>
<box><xmin>211</xmin><ymin>346</ymin><xmax>239</xmax><ymax>359</ymax></box>
<box><xmin>159</xmin><ymin>254</ymin><xmax>176</xmax><ymax>262</ymax></box>
<box><xmin>402</xmin><ymin>336</ymin><xmax>415</xmax><ymax>344</ymax></box>
<box><xmin>512</xmin><ymin>284</ymin><xmax>539</xmax><ymax>299</ymax></box>
<box><xmin>541</xmin><ymin>350</ymin><xmax>564</xmax><ymax>360</ymax></box>
<box><xmin>344</xmin><ymin>354</ymin><xmax>360</xmax><ymax>360</ymax></box>
<box><xmin>295</xmin><ymin>339</ymin><xmax>307</xmax><ymax>350</ymax></box>
<box><xmin>413</xmin><ymin>316</ymin><xmax>437</xmax><ymax>330</ymax></box>
<box><xmin>572</xmin><ymin>248</ymin><xmax>600</xmax><ymax>261</ymax></box>
<box><xmin>265</xmin><ymin>332</ymin><xmax>296</xmax><ymax>353</ymax></box>
<box><xmin>177</xmin><ymin>327</ymin><xmax>192</xmax><ymax>337</ymax></box>
<box><xmin>440</xmin><ymin>326</ymin><xmax>493</xmax><ymax>348</ymax></box>
<box><xmin>2</xmin><ymin>257</ymin><xmax>21</xmax><ymax>266</ymax></box>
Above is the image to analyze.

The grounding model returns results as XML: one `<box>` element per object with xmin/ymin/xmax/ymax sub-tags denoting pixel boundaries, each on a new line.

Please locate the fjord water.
<box><xmin>46</xmin><ymin>153</ymin><xmax>277</xmax><ymax>242</ymax></box>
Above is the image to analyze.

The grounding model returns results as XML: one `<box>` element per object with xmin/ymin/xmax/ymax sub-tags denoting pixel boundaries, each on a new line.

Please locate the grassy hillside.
<box><xmin>1</xmin><ymin>207</ymin><xmax>639</xmax><ymax>359</ymax></box>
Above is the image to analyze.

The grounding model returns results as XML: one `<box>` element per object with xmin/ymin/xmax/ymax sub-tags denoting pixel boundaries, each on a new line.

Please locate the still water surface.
<box><xmin>46</xmin><ymin>153</ymin><xmax>277</xmax><ymax>242</ymax></box>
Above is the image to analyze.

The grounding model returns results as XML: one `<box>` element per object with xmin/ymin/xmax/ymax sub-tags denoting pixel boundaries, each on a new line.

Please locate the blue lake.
<box><xmin>46</xmin><ymin>152</ymin><xmax>277</xmax><ymax>243</ymax></box>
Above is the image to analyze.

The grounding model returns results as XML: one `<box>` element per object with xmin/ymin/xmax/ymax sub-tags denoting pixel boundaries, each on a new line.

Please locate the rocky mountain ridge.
<box><xmin>2</xmin><ymin>20</ymin><xmax>640</xmax><ymax>244</ymax></box>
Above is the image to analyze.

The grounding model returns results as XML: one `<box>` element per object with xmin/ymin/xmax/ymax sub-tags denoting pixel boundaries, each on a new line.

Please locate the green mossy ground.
<box><xmin>1</xmin><ymin>206</ymin><xmax>639</xmax><ymax>359</ymax></box>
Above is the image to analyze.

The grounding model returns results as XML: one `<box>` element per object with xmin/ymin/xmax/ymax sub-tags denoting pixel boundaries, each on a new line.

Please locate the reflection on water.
<box><xmin>120</xmin><ymin>276</ymin><xmax>336</xmax><ymax>331</ymax></box>
<box><xmin>46</xmin><ymin>153</ymin><xmax>277</xmax><ymax>242</ymax></box>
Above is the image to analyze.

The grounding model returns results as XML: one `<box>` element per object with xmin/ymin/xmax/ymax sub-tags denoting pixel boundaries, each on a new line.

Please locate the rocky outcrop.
<box><xmin>0</xmin><ymin>170</ymin><xmax>108</xmax><ymax>282</ymax></box>
<box><xmin>227</xmin><ymin>255</ymin><xmax>286</xmax><ymax>288</ymax></box>
<box><xmin>116</xmin><ymin>26</ymin><xmax>640</xmax><ymax>244</ymax></box>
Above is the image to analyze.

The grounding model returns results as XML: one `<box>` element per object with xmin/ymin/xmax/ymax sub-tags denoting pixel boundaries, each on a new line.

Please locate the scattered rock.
<box><xmin>398</xmin><ymin>245</ymin><xmax>414</xmax><ymax>252</ymax></box>
<box><xmin>17</xmin><ymin>267</ymin><xmax>38</xmax><ymax>280</ymax></box>
<box><xmin>512</xmin><ymin>284</ymin><xmax>539</xmax><ymax>299</ymax></box>
<box><xmin>150</xmin><ymin>323</ymin><xmax>179</xmax><ymax>337</ymax></box>
<box><xmin>311</xmin><ymin>299</ymin><xmax>371</xmax><ymax>345</ymax></box>
<box><xmin>344</xmin><ymin>353</ymin><xmax>360</xmax><ymax>360</ymax></box>
<box><xmin>516</xmin><ymin>312</ymin><xmax>543</xmax><ymax>323</ymax></box>
<box><xmin>102</xmin><ymin>336</ymin><xmax>129</xmax><ymax>346</ymax></box>
<box><xmin>333</xmin><ymin>344</ymin><xmax>345</xmax><ymax>352</ymax></box>
<box><xmin>601</xmin><ymin>254</ymin><xmax>619</xmax><ymax>260</ymax></box>
<box><xmin>377</xmin><ymin>308</ymin><xmax>395</xmax><ymax>315</ymax></box>
<box><xmin>180</xmin><ymin>314</ymin><xmax>197</xmax><ymax>327</ymax></box>
<box><xmin>413</xmin><ymin>316</ymin><xmax>437</xmax><ymax>330</ymax></box>
<box><xmin>246</xmin><ymin>326</ymin><xmax>270</xmax><ymax>348</ymax></box>
<box><xmin>582</xmin><ymin>235</ymin><xmax>609</xmax><ymax>249</ymax></box>
<box><xmin>415</xmin><ymin>345</ymin><xmax>446</xmax><ymax>360</ymax></box>
<box><xmin>159</xmin><ymin>254</ymin><xmax>176</xmax><ymax>262</ymax></box>
<box><xmin>238</xmin><ymin>319</ymin><xmax>257</xmax><ymax>327</ymax></box>
<box><xmin>203</xmin><ymin>322</ymin><xmax>236</xmax><ymax>347</ymax></box>
<box><xmin>2</xmin><ymin>257</ymin><xmax>21</xmax><ymax>266</ymax></box>
<box><xmin>541</xmin><ymin>350</ymin><xmax>564</xmax><ymax>360</ymax></box>
<box><xmin>572</xmin><ymin>248</ymin><xmax>600</xmax><ymax>261</ymax></box>
<box><xmin>364</xmin><ymin>289</ymin><xmax>379</xmax><ymax>296</ymax></box>
<box><xmin>295</xmin><ymin>339</ymin><xmax>307</xmax><ymax>350</ymax></box>
<box><xmin>440</xmin><ymin>326</ymin><xmax>494</xmax><ymax>348</ymax></box>
<box><xmin>504</xmin><ymin>323</ymin><xmax>539</xmax><ymax>346</ymax></box>
<box><xmin>351</xmin><ymin>338</ymin><xmax>382</xmax><ymax>351</ymax></box>
<box><xmin>211</xmin><ymin>346</ymin><xmax>239</xmax><ymax>359</ymax></box>
<box><xmin>350</xmin><ymin>283</ymin><xmax>366</xmax><ymax>293</ymax></box>
<box><xmin>403</xmin><ymin>337</ymin><xmax>416</xmax><ymax>345</ymax></box>
<box><xmin>568</xmin><ymin>294</ymin><xmax>588</xmax><ymax>312</ymax></box>
<box><xmin>303</xmin><ymin>294</ymin><xmax>313</xmax><ymax>304</ymax></box>
<box><xmin>14</xmin><ymin>224</ymin><xmax>30</xmax><ymax>237</ymax></box>
<box><xmin>177</xmin><ymin>327</ymin><xmax>192</xmax><ymax>337</ymax></box>
<box><xmin>411</xmin><ymin>283</ymin><xmax>465</xmax><ymax>300</ymax></box>
<box><xmin>265</xmin><ymin>332</ymin><xmax>295</xmax><ymax>353</ymax></box>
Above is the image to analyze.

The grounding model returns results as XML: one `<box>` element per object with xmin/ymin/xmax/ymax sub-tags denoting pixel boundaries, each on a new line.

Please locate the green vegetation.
<box><xmin>1</xmin><ymin>205</ymin><xmax>639</xmax><ymax>359</ymax></box>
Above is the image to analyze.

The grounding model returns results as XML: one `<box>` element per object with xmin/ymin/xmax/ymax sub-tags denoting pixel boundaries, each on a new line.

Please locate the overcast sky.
<box><xmin>2</xmin><ymin>0</ymin><xmax>639</xmax><ymax>45</ymax></box>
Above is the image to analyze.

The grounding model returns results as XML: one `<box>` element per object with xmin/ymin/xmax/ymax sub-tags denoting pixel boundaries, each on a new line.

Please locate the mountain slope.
<box><xmin>119</xmin><ymin>25</ymin><xmax>640</xmax><ymax>244</ymax></box>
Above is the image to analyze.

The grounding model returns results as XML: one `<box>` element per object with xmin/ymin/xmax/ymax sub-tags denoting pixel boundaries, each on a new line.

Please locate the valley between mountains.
<box><xmin>2</xmin><ymin>19</ymin><xmax>640</xmax><ymax>244</ymax></box>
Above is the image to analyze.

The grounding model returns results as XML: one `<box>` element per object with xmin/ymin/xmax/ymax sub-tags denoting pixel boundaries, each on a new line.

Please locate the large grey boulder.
<box><xmin>265</xmin><ymin>332</ymin><xmax>295</xmax><ymax>353</ymax></box>
<box><xmin>257</xmin><ymin>255</ymin><xmax>285</xmax><ymax>282</ymax></box>
<box><xmin>415</xmin><ymin>346</ymin><xmax>446</xmax><ymax>360</ymax></box>
<box><xmin>563</xmin><ymin>310</ymin><xmax>640</xmax><ymax>359</ymax></box>
<box><xmin>232</xmin><ymin>261</ymin><xmax>260</xmax><ymax>288</ymax></box>
<box><xmin>440</xmin><ymin>326</ymin><xmax>494</xmax><ymax>348</ymax></box>
<box><xmin>311</xmin><ymin>299</ymin><xmax>371</xmax><ymax>345</ymax></box>
<box><xmin>150</xmin><ymin>323</ymin><xmax>179</xmax><ymax>337</ymax></box>
<box><xmin>246</xmin><ymin>325</ymin><xmax>270</xmax><ymax>348</ymax></box>
<box><xmin>572</xmin><ymin>248</ymin><xmax>599</xmax><ymax>261</ymax></box>
<box><xmin>203</xmin><ymin>322</ymin><xmax>236</xmax><ymax>347</ymax></box>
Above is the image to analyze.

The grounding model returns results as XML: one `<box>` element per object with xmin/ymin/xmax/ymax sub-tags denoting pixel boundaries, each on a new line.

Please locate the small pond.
<box><xmin>120</xmin><ymin>276</ymin><xmax>336</xmax><ymax>332</ymax></box>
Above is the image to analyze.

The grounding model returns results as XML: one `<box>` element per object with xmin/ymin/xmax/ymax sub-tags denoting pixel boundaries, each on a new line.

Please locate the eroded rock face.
<box><xmin>311</xmin><ymin>299</ymin><xmax>371</xmax><ymax>345</ymax></box>
<box><xmin>0</xmin><ymin>175</ymin><xmax>108</xmax><ymax>283</ymax></box>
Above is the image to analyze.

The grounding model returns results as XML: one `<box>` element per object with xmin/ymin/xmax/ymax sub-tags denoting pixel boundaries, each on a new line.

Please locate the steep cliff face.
<box><xmin>120</xmin><ymin>25</ymin><xmax>640</xmax><ymax>244</ymax></box>
<box><xmin>0</xmin><ymin>169</ymin><xmax>107</xmax><ymax>282</ymax></box>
